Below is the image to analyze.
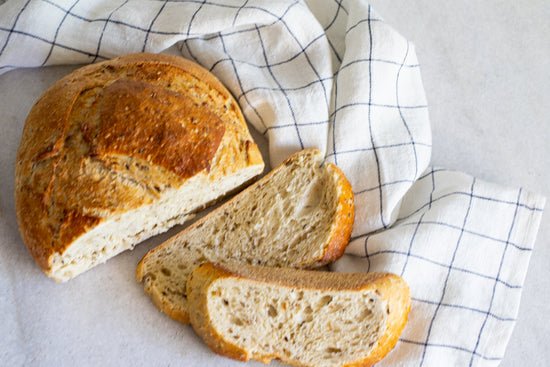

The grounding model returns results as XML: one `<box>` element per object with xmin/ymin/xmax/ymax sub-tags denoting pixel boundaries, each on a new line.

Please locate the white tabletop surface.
<box><xmin>1</xmin><ymin>1</ymin><xmax>547</xmax><ymax>366</ymax></box>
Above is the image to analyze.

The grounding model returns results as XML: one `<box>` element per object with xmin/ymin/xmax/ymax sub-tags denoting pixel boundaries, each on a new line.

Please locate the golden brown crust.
<box><xmin>349</xmin><ymin>274</ymin><xmax>412</xmax><ymax>367</ymax></box>
<box><xmin>186</xmin><ymin>264</ymin><xmax>245</xmax><ymax>360</ymax></box>
<box><xmin>91</xmin><ymin>79</ymin><xmax>225</xmax><ymax>178</ymax></box>
<box><xmin>280</xmin><ymin>150</ymin><xmax>355</xmax><ymax>268</ymax></box>
<box><xmin>15</xmin><ymin>52</ymin><xmax>262</xmax><ymax>278</ymax></box>
<box><xmin>187</xmin><ymin>262</ymin><xmax>411</xmax><ymax>367</ymax></box>
<box><xmin>317</xmin><ymin>163</ymin><xmax>355</xmax><ymax>266</ymax></box>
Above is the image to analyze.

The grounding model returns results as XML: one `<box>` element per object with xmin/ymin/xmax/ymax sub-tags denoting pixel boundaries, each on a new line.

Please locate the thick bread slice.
<box><xmin>187</xmin><ymin>262</ymin><xmax>411</xmax><ymax>367</ymax></box>
<box><xmin>136</xmin><ymin>149</ymin><xmax>354</xmax><ymax>324</ymax></box>
<box><xmin>15</xmin><ymin>52</ymin><xmax>264</xmax><ymax>281</ymax></box>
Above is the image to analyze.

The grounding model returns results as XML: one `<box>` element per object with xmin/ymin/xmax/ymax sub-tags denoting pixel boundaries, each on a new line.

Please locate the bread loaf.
<box><xmin>187</xmin><ymin>262</ymin><xmax>411</xmax><ymax>367</ymax></box>
<box><xmin>15</xmin><ymin>52</ymin><xmax>264</xmax><ymax>281</ymax></box>
<box><xmin>136</xmin><ymin>149</ymin><xmax>354</xmax><ymax>323</ymax></box>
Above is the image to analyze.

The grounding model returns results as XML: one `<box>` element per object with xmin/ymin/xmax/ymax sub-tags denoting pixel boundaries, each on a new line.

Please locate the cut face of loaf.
<box><xmin>187</xmin><ymin>262</ymin><xmax>411</xmax><ymax>367</ymax></box>
<box><xmin>14</xmin><ymin>52</ymin><xmax>264</xmax><ymax>281</ymax></box>
<box><xmin>136</xmin><ymin>149</ymin><xmax>354</xmax><ymax>323</ymax></box>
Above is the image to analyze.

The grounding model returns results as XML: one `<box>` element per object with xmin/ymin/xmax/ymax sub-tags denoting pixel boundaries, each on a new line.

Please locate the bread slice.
<box><xmin>15</xmin><ymin>52</ymin><xmax>264</xmax><ymax>281</ymax></box>
<box><xmin>136</xmin><ymin>149</ymin><xmax>354</xmax><ymax>323</ymax></box>
<box><xmin>186</xmin><ymin>262</ymin><xmax>411</xmax><ymax>367</ymax></box>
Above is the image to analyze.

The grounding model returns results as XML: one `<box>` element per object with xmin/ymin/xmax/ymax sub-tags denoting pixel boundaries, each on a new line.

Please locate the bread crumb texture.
<box><xmin>137</xmin><ymin>149</ymin><xmax>354</xmax><ymax>323</ymax></box>
<box><xmin>15</xmin><ymin>52</ymin><xmax>263</xmax><ymax>281</ymax></box>
<box><xmin>210</xmin><ymin>281</ymin><xmax>385</xmax><ymax>365</ymax></box>
<box><xmin>187</xmin><ymin>263</ymin><xmax>411</xmax><ymax>367</ymax></box>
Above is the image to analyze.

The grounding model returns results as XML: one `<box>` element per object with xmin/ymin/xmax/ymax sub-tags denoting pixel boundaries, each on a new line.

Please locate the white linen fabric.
<box><xmin>0</xmin><ymin>0</ymin><xmax>545</xmax><ymax>366</ymax></box>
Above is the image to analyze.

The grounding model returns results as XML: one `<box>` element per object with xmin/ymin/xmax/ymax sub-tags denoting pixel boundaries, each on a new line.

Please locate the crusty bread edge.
<box><xmin>186</xmin><ymin>262</ymin><xmax>411</xmax><ymax>367</ymax></box>
<box><xmin>186</xmin><ymin>263</ymin><xmax>250</xmax><ymax>361</ymax></box>
<box><xmin>314</xmin><ymin>162</ymin><xmax>354</xmax><ymax>267</ymax></box>
<box><xmin>347</xmin><ymin>272</ymin><xmax>412</xmax><ymax>367</ymax></box>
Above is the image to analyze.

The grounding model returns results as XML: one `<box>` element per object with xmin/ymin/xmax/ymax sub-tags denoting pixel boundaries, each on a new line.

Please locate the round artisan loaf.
<box><xmin>15</xmin><ymin>52</ymin><xmax>264</xmax><ymax>282</ymax></box>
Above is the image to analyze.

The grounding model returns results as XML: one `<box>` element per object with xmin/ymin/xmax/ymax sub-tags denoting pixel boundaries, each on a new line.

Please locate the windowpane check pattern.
<box><xmin>0</xmin><ymin>1</ymin><xmax>545</xmax><ymax>366</ymax></box>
